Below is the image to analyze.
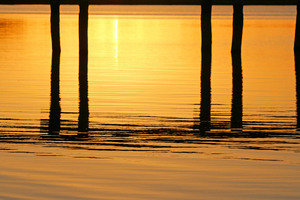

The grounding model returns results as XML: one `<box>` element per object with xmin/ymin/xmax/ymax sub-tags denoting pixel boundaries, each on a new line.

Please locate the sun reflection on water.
<box><xmin>113</xmin><ymin>19</ymin><xmax>119</xmax><ymax>63</ymax></box>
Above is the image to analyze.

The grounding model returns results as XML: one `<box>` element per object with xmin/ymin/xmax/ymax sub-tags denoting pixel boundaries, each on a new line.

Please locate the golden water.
<box><xmin>0</xmin><ymin>6</ymin><xmax>299</xmax><ymax>199</ymax></box>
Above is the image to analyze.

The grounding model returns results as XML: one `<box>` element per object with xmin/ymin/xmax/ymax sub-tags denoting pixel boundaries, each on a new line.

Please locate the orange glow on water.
<box><xmin>0</xmin><ymin>6</ymin><xmax>300</xmax><ymax>200</ymax></box>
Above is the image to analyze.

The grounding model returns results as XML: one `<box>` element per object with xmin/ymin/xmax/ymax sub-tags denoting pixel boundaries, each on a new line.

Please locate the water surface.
<box><xmin>0</xmin><ymin>5</ymin><xmax>299</xmax><ymax>199</ymax></box>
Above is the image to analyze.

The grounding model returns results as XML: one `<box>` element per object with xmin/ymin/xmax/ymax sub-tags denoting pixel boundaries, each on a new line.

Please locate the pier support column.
<box><xmin>231</xmin><ymin>0</ymin><xmax>243</xmax><ymax>53</ymax></box>
<box><xmin>200</xmin><ymin>0</ymin><xmax>212</xmax><ymax>134</ymax></box>
<box><xmin>294</xmin><ymin>1</ymin><xmax>300</xmax><ymax>129</ymax></box>
<box><xmin>295</xmin><ymin>51</ymin><xmax>300</xmax><ymax>129</ymax></box>
<box><xmin>50</xmin><ymin>0</ymin><xmax>60</xmax><ymax>53</ymax></box>
<box><xmin>231</xmin><ymin>52</ymin><xmax>243</xmax><ymax>130</ymax></box>
<box><xmin>78</xmin><ymin>0</ymin><xmax>89</xmax><ymax>133</ymax></box>
<box><xmin>295</xmin><ymin>1</ymin><xmax>300</xmax><ymax>51</ymax></box>
<box><xmin>79</xmin><ymin>0</ymin><xmax>88</xmax><ymax>55</ymax></box>
<box><xmin>49</xmin><ymin>0</ymin><xmax>61</xmax><ymax>134</ymax></box>
<box><xmin>49</xmin><ymin>48</ymin><xmax>61</xmax><ymax>135</ymax></box>
<box><xmin>201</xmin><ymin>0</ymin><xmax>212</xmax><ymax>53</ymax></box>
<box><xmin>230</xmin><ymin>0</ymin><xmax>243</xmax><ymax>131</ymax></box>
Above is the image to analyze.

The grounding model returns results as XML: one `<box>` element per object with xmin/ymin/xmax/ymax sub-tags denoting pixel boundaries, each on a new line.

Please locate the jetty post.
<box><xmin>49</xmin><ymin>47</ymin><xmax>61</xmax><ymax>135</ymax></box>
<box><xmin>295</xmin><ymin>1</ymin><xmax>300</xmax><ymax>129</ymax></box>
<box><xmin>78</xmin><ymin>0</ymin><xmax>89</xmax><ymax>133</ymax></box>
<box><xmin>231</xmin><ymin>0</ymin><xmax>244</xmax><ymax>53</ymax></box>
<box><xmin>49</xmin><ymin>0</ymin><xmax>61</xmax><ymax>134</ymax></box>
<box><xmin>231</xmin><ymin>51</ymin><xmax>243</xmax><ymax>130</ymax></box>
<box><xmin>295</xmin><ymin>0</ymin><xmax>300</xmax><ymax>51</ymax></box>
<box><xmin>230</xmin><ymin>0</ymin><xmax>243</xmax><ymax>130</ymax></box>
<box><xmin>50</xmin><ymin>0</ymin><xmax>60</xmax><ymax>53</ymax></box>
<box><xmin>295</xmin><ymin>0</ymin><xmax>300</xmax><ymax>129</ymax></box>
<box><xmin>295</xmin><ymin>51</ymin><xmax>300</xmax><ymax>129</ymax></box>
<box><xmin>200</xmin><ymin>0</ymin><xmax>212</xmax><ymax>133</ymax></box>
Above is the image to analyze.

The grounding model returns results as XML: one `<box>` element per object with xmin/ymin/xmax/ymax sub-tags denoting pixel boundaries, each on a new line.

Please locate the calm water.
<box><xmin>0</xmin><ymin>5</ymin><xmax>300</xmax><ymax>200</ymax></box>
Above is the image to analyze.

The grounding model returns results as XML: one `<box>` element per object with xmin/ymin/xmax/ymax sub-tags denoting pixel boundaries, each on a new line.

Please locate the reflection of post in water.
<box><xmin>296</xmin><ymin>2</ymin><xmax>300</xmax><ymax>129</ymax></box>
<box><xmin>231</xmin><ymin>0</ymin><xmax>243</xmax><ymax>130</ymax></box>
<box><xmin>231</xmin><ymin>52</ymin><xmax>243</xmax><ymax>130</ymax></box>
<box><xmin>200</xmin><ymin>0</ymin><xmax>212</xmax><ymax>133</ymax></box>
<box><xmin>295</xmin><ymin>51</ymin><xmax>300</xmax><ymax>129</ymax></box>
<box><xmin>78</xmin><ymin>0</ymin><xmax>89</xmax><ymax>133</ymax></box>
<box><xmin>49</xmin><ymin>51</ymin><xmax>61</xmax><ymax>135</ymax></box>
<box><xmin>49</xmin><ymin>1</ymin><xmax>61</xmax><ymax>135</ymax></box>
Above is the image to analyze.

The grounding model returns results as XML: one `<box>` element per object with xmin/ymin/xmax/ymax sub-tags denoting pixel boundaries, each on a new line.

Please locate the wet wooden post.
<box><xmin>200</xmin><ymin>0</ymin><xmax>212</xmax><ymax>134</ymax></box>
<box><xmin>295</xmin><ymin>0</ymin><xmax>300</xmax><ymax>52</ymax></box>
<box><xmin>50</xmin><ymin>0</ymin><xmax>60</xmax><ymax>53</ymax></box>
<box><xmin>78</xmin><ymin>0</ymin><xmax>89</xmax><ymax>133</ymax></box>
<box><xmin>231</xmin><ymin>0</ymin><xmax>243</xmax><ymax>53</ymax></box>
<box><xmin>49</xmin><ymin>0</ymin><xmax>61</xmax><ymax>134</ymax></box>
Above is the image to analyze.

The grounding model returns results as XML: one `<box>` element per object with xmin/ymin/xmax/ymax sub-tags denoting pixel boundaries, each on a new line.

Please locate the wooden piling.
<box><xmin>200</xmin><ymin>54</ymin><xmax>212</xmax><ymax>133</ymax></box>
<box><xmin>50</xmin><ymin>0</ymin><xmax>60</xmax><ymax>53</ymax></box>
<box><xmin>0</xmin><ymin>0</ymin><xmax>299</xmax><ymax>6</ymax></box>
<box><xmin>293</xmin><ymin>2</ymin><xmax>300</xmax><ymax>129</ymax></box>
<box><xmin>231</xmin><ymin>0</ymin><xmax>243</xmax><ymax>53</ymax></box>
<box><xmin>231</xmin><ymin>52</ymin><xmax>243</xmax><ymax>130</ymax></box>
<box><xmin>295</xmin><ymin>51</ymin><xmax>300</xmax><ymax>129</ymax></box>
<box><xmin>79</xmin><ymin>0</ymin><xmax>88</xmax><ymax>55</ymax></box>
<box><xmin>295</xmin><ymin>0</ymin><xmax>300</xmax><ymax>52</ymax></box>
<box><xmin>49</xmin><ymin>46</ymin><xmax>61</xmax><ymax>135</ymax></box>
<box><xmin>231</xmin><ymin>0</ymin><xmax>243</xmax><ymax>129</ymax></box>
<box><xmin>201</xmin><ymin>0</ymin><xmax>212</xmax><ymax>52</ymax></box>
<box><xmin>49</xmin><ymin>0</ymin><xmax>61</xmax><ymax>134</ymax></box>
<box><xmin>78</xmin><ymin>49</ymin><xmax>89</xmax><ymax>133</ymax></box>
<box><xmin>200</xmin><ymin>0</ymin><xmax>212</xmax><ymax>133</ymax></box>
<box><xmin>78</xmin><ymin>0</ymin><xmax>89</xmax><ymax>133</ymax></box>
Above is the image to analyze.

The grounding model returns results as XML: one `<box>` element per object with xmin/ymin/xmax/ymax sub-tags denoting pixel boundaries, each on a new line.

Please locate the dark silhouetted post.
<box><xmin>295</xmin><ymin>51</ymin><xmax>300</xmax><ymax>129</ymax></box>
<box><xmin>295</xmin><ymin>1</ymin><xmax>300</xmax><ymax>129</ymax></box>
<box><xmin>231</xmin><ymin>52</ymin><xmax>243</xmax><ymax>130</ymax></box>
<box><xmin>231</xmin><ymin>0</ymin><xmax>243</xmax><ymax>131</ymax></box>
<box><xmin>50</xmin><ymin>0</ymin><xmax>60</xmax><ymax>53</ymax></box>
<box><xmin>49</xmin><ymin>47</ymin><xmax>61</xmax><ymax>135</ymax></box>
<box><xmin>49</xmin><ymin>0</ymin><xmax>61</xmax><ymax>135</ymax></box>
<box><xmin>231</xmin><ymin>0</ymin><xmax>243</xmax><ymax>53</ymax></box>
<box><xmin>295</xmin><ymin>1</ymin><xmax>300</xmax><ymax>51</ymax></box>
<box><xmin>201</xmin><ymin>0</ymin><xmax>212</xmax><ymax>53</ymax></box>
<box><xmin>78</xmin><ymin>0</ymin><xmax>89</xmax><ymax>133</ymax></box>
<box><xmin>200</xmin><ymin>0</ymin><xmax>212</xmax><ymax>134</ymax></box>
<box><xmin>79</xmin><ymin>0</ymin><xmax>88</xmax><ymax>55</ymax></box>
<box><xmin>78</xmin><ymin>52</ymin><xmax>89</xmax><ymax>133</ymax></box>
